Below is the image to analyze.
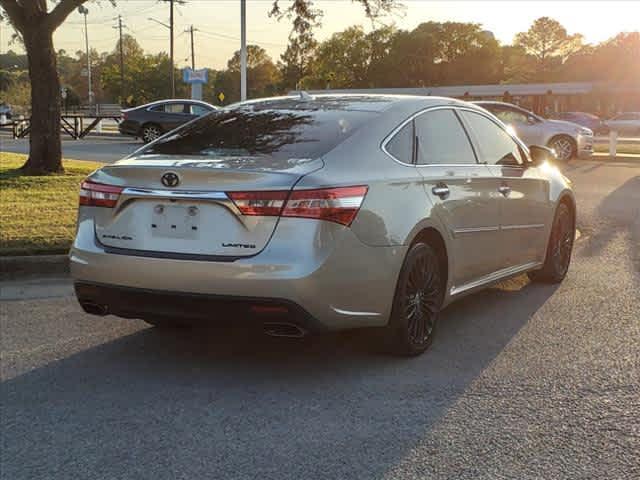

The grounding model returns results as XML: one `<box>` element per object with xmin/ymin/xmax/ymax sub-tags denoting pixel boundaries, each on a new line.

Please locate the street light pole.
<box><xmin>169</xmin><ymin>0</ymin><xmax>175</xmax><ymax>98</ymax></box>
<box><xmin>240</xmin><ymin>0</ymin><xmax>247</xmax><ymax>101</ymax></box>
<box><xmin>78</xmin><ymin>6</ymin><xmax>93</xmax><ymax>106</ymax></box>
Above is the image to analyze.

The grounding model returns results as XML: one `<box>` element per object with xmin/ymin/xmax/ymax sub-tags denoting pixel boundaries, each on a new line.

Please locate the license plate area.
<box><xmin>151</xmin><ymin>204</ymin><xmax>200</xmax><ymax>239</ymax></box>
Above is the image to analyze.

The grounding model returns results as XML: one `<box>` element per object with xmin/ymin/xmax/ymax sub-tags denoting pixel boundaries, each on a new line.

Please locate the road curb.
<box><xmin>1</xmin><ymin>254</ymin><xmax>69</xmax><ymax>280</ymax></box>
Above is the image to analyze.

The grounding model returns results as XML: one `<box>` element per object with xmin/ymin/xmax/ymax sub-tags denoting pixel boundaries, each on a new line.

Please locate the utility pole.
<box><xmin>169</xmin><ymin>0</ymin><xmax>175</xmax><ymax>98</ymax></box>
<box><xmin>189</xmin><ymin>25</ymin><xmax>195</xmax><ymax>70</ymax></box>
<box><xmin>78</xmin><ymin>6</ymin><xmax>93</xmax><ymax>105</ymax></box>
<box><xmin>240</xmin><ymin>0</ymin><xmax>247</xmax><ymax>101</ymax></box>
<box><xmin>118</xmin><ymin>15</ymin><xmax>125</xmax><ymax>106</ymax></box>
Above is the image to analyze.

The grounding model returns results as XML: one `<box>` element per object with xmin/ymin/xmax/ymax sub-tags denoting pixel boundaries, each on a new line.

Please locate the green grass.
<box><xmin>0</xmin><ymin>153</ymin><xmax>101</xmax><ymax>256</ymax></box>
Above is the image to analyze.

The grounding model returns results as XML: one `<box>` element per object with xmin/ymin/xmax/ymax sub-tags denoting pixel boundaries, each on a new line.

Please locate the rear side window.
<box><xmin>414</xmin><ymin>109</ymin><xmax>476</xmax><ymax>165</ymax></box>
<box><xmin>491</xmin><ymin>108</ymin><xmax>529</xmax><ymax>125</ymax></box>
<box><xmin>148</xmin><ymin>104</ymin><xmax>164</xmax><ymax>112</ymax></box>
<box><xmin>190</xmin><ymin>104</ymin><xmax>211</xmax><ymax>116</ymax></box>
<box><xmin>142</xmin><ymin>107</ymin><xmax>377</xmax><ymax>160</ymax></box>
<box><xmin>461</xmin><ymin>111</ymin><xmax>524</xmax><ymax>166</ymax></box>
<box><xmin>165</xmin><ymin>103</ymin><xmax>187</xmax><ymax>114</ymax></box>
<box><xmin>385</xmin><ymin>122</ymin><xmax>414</xmax><ymax>164</ymax></box>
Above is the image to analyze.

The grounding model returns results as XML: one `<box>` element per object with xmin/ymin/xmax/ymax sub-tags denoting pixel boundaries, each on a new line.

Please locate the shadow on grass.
<box><xmin>1</xmin><ymin>276</ymin><xmax>559</xmax><ymax>480</ymax></box>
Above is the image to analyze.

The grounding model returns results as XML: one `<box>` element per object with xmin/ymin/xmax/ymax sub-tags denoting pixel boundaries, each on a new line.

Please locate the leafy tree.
<box><xmin>223</xmin><ymin>45</ymin><xmax>281</xmax><ymax>101</ymax></box>
<box><xmin>270</xmin><ymin>0</ymin><xmax>322</xmax><ymax>90</ymax></box>
<box><xmin>514</xmin><ymin>17</ymin><xmax>583</xmax><ymax>79</ymax></box>
<box><xmin>270</xmin><ymin>0</ymin><xmax>399</xmax><ymax>89</ymax></box>
<box><xmin>311</xmin><ymin>26</ymin><xmax>371</xmax><ymax>88</ymax></box>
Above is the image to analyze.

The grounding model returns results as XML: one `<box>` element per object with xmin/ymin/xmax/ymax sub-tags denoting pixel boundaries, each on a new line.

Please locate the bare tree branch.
<box><xmin>47</xmin><ymin>0</ymin><xmax>88</xmax><ymax>31</ymax></box>
<box><xmin>0</xmin><ymin>0</ymin><xmax>26</xmax><ymax>32</ymax></box>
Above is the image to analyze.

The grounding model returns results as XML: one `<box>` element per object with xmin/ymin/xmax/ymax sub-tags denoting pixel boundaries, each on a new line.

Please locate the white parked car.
<box><xmin>475</xmin><ymin>101</ymin><xmax>594</xmax><ymax>161</ymax></box>
<box><xmin>605</xmin><ymin>112</ymin><xmax>640</xmax><ymax>136</ymax></box>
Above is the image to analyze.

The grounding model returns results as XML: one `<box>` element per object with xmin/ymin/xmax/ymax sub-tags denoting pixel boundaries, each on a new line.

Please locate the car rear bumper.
<box><xmin>75</xmin><ymin>281</ymin><xmax>327</xmax><ymax>333</ymax></box>
<box><xmin>70</xmin><ymin>216</ymin><xmax>406</xmax><ymax>330</ymax></box>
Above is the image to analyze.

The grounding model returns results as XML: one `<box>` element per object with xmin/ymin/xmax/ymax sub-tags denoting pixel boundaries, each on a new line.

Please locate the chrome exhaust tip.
<box><xmin>80</xmin><ymin>302</ymin><xmax>109</xmax><ymax>316</ymax></box>
<box><xmin>263</xmin><ymin>322</ymin><xmax>307</xmax><ymax>338</ymax></box>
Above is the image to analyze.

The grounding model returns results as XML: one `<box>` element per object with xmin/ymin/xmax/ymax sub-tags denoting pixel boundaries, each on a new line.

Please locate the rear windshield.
<box><xmin>141</xmin><ymin>105</ymin><xmax>378</xmax><ymax>160</ymax></box>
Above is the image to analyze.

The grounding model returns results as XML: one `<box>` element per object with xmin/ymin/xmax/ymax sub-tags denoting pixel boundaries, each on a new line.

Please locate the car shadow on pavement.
<box><xmin>581</xmin><ymin>175</ymin><xmax>640</xmax><ymax>274</ymax></box>
<box><xmin>1</xmin><ymin>276</ymin><xmax>559</xmax><ymax>480</ymax></box>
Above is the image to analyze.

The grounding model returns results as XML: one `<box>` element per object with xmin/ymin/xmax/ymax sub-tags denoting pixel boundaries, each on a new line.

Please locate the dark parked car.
<box><xmin>119</xmin><ymin>99</ymin><xmax>218</xmax><ymax>143</ymax></box>
<box><xmin>552</xmin><ymin>111</ymin><xmax>610</xmax><ymax>135</ymax></box>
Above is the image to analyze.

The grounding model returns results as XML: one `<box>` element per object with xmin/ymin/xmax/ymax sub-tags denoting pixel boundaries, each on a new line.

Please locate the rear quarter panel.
<box><xmin>296</xmin><ymin>109</ymin><xmax>437</xmax><ymax>248</ymax></box>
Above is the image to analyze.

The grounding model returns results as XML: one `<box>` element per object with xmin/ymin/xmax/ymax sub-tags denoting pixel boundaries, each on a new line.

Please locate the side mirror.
<box><xmin>529</xmin><ymin>145</ymin><xmax>557</xmax><ymax>166</ymax></box>
<box><xmin>527</xmin><ymin>115</ymin><xmax>537</xmax><ymax>125</ymax></box>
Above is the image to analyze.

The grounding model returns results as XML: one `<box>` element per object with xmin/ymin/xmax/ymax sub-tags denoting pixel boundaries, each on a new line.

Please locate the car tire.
<box><xmin>528</xmin><ymin>202</ymin><xmax>575</xmax><ymax>284</ymax></box>
<box><xmin>379</xmin><ymin>242</ymin><xmax>444</xmax><ymax>356</ymax></box>
<box><xmin>548</xmin><ymin>135</ymin><xmax>576</xmax><ymax>161</ymax></box>
<box><xmin>141</xmin><ymin>123</ymin><xmax>162</xmax><ymax>143</ymax></box>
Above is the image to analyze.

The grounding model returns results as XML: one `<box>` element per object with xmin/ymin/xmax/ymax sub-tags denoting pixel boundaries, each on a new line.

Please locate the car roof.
<box><xmin>135</xmin><ymin>99</ymin><xmax>216</xmax><ymax>110</ymax></box>
<box><xmin>236</xmin><ymin>93</ymin><xmax>476</xmax><ymax>114</ymax></box>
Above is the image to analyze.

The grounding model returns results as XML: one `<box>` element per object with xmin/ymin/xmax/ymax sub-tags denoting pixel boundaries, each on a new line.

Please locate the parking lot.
<box><xmin>0</xmin><ymin>132</ymin><xmax>140</xmax><ymax>163</ymax></box>
<box><xmin>1</xmin><ymin>157</ymin><xmax>638</xmax><ymax>479</ymax></box>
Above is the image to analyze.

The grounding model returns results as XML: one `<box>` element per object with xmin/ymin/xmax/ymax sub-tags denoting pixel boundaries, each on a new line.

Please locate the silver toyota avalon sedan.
<box><xmin>71</xmin><ymin>94</ymin><xmax>576</xmax><ymax>356</ymax></box>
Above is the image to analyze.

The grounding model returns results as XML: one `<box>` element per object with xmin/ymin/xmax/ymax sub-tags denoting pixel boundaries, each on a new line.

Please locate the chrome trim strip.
<box><xmin>331</xmin><ymin>306</ymin><xmax>381</xmax><ymax>317</ymax></box>
<box><xmin>380</xmin><ymin>105</ymin><xmax>520</xmax><ymax>168</ymax></box>
<box><xmin>450</xmin><ymin>261</ymin><xmax>543</xmax><ymax>296</ymax></box>
<box><xmin>501</xmin><ymin>223</ymin><xmax>545</xmax><ymax>231</ymax></box>
<box><xmin>452</xmin><ymin>226</ymin><xmax>500</xmax><ymax>236</ymax></box>
<box><xmin>122</xmin><ymin>188</ymin><xmax>229</xmax><ymax>201</ymax></box>
<box><xmin>118</xmin><ymin>188</ymin><xmax>241</xmax><ymax>216</ymax></box>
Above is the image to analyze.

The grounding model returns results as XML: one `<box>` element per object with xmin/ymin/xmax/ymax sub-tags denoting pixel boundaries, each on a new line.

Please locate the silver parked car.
<box><xmin>605</xmin><ymin>112</ymin><xmax>640</xmax><ymax>136</ymax></box>
<box><xmin>71</xmin><ymin>94</ymin><xmax>576</xmax><ymax>356</ymax></box>
<box><xmin>475</xmin><ymin>101</ymin><xmax>594</xmax><ymax>161</ymax></box>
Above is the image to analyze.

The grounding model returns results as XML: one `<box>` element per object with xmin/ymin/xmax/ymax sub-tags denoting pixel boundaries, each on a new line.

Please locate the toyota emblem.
<box><xmin>161</xmin><ymin>172</ymin><xmax>180</xmax><ymax>188</ymax></box>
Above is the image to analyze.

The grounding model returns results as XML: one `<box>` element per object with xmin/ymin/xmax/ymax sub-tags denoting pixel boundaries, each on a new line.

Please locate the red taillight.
<box><xmin>79</xmin><ymin>180</ymin><xmax>123</xmax><ymax>208</ymax></box>
<box><xmin>227</xmin><ymin>191</ymin><xmax>288</xmax><ymax>216</ymax></box>
<box><xmin>228</xmin><ymin>186</ymin><xmax>368</xmax><ymax>226</ymax></box>
<box><xmin>283</xmin><ymin>186</ymin><xmax>368</xmax><ymax>226</ymax></box>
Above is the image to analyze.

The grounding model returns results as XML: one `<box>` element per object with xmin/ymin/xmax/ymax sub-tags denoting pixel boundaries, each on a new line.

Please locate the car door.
<box><xmin>460</xmin><ymin>109</ymin><xmax>552</xmax><ymax>268</ymax></box>
<box><xmin>161</xmin><ymin>102</ymin><xmax>192</xmax><ymax>131</ymax></box>
<box><xmin>413</xmin><ymin>108</ymin><xmax>504</xmax><ymax>290</ymax></box>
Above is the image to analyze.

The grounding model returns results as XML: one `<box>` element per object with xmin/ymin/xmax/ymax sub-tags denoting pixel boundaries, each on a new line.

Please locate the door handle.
<box><xmin>432</xmin><ymin>184</ymin><xmax>450</xmax><ymax>199</ymax></box>
<box><xmin>498</xmin><ymin>185</ymin><xmax>511</xmax><ymax>196</ymax></box>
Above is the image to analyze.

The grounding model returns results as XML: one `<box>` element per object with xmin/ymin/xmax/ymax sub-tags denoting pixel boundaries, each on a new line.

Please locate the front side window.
<box><xmin>385</xmin><ymin>122</ymin><xmax>414</xmax><ymax>164</ymax></box>
<box><xmin>414</xmin><ymin>109</ymin><xmax>476</xmax><ymax>165</ymax></box>
<box><xmin>461</xmin><ymin>111</ymin><xmax>524</xmax><ymax>166</ymax></box>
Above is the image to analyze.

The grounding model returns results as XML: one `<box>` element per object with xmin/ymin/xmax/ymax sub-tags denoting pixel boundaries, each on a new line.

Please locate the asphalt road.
<box><xmin>0</xmin><ymin>133</ymin><xmax>140</xmax><ymax>163</ymax></box>
<box><xmin>1</xmin><ymin>159</ymin><xmax>639</xmax><ymax>479</ymax></box>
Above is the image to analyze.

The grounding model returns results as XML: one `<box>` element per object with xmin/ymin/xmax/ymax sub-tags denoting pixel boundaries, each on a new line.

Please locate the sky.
<box><xmin>1</xmin><ymin>0</ymin><xmax>639</xmax><ymax>70</ymax></box>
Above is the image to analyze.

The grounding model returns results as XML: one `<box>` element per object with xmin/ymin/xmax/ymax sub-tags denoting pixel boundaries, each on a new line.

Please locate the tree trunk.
<box><xmin>21</xmin><ymin>28</ymin><xmax>63</xmax><ymax>175</ymax></box>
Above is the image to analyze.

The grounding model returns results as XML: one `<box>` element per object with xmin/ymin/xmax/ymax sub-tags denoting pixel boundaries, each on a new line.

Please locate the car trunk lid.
<box><xmin>89</xmin><ymin>155</ymin><xmax>323</xmax><ymax>258</ymax></box>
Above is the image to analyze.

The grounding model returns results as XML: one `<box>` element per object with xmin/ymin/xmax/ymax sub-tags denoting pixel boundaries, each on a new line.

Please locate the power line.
<box><xmin>197</xmin><ymin>29</ymin><xmax>287</xmax><ymax>48</ymax></box>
